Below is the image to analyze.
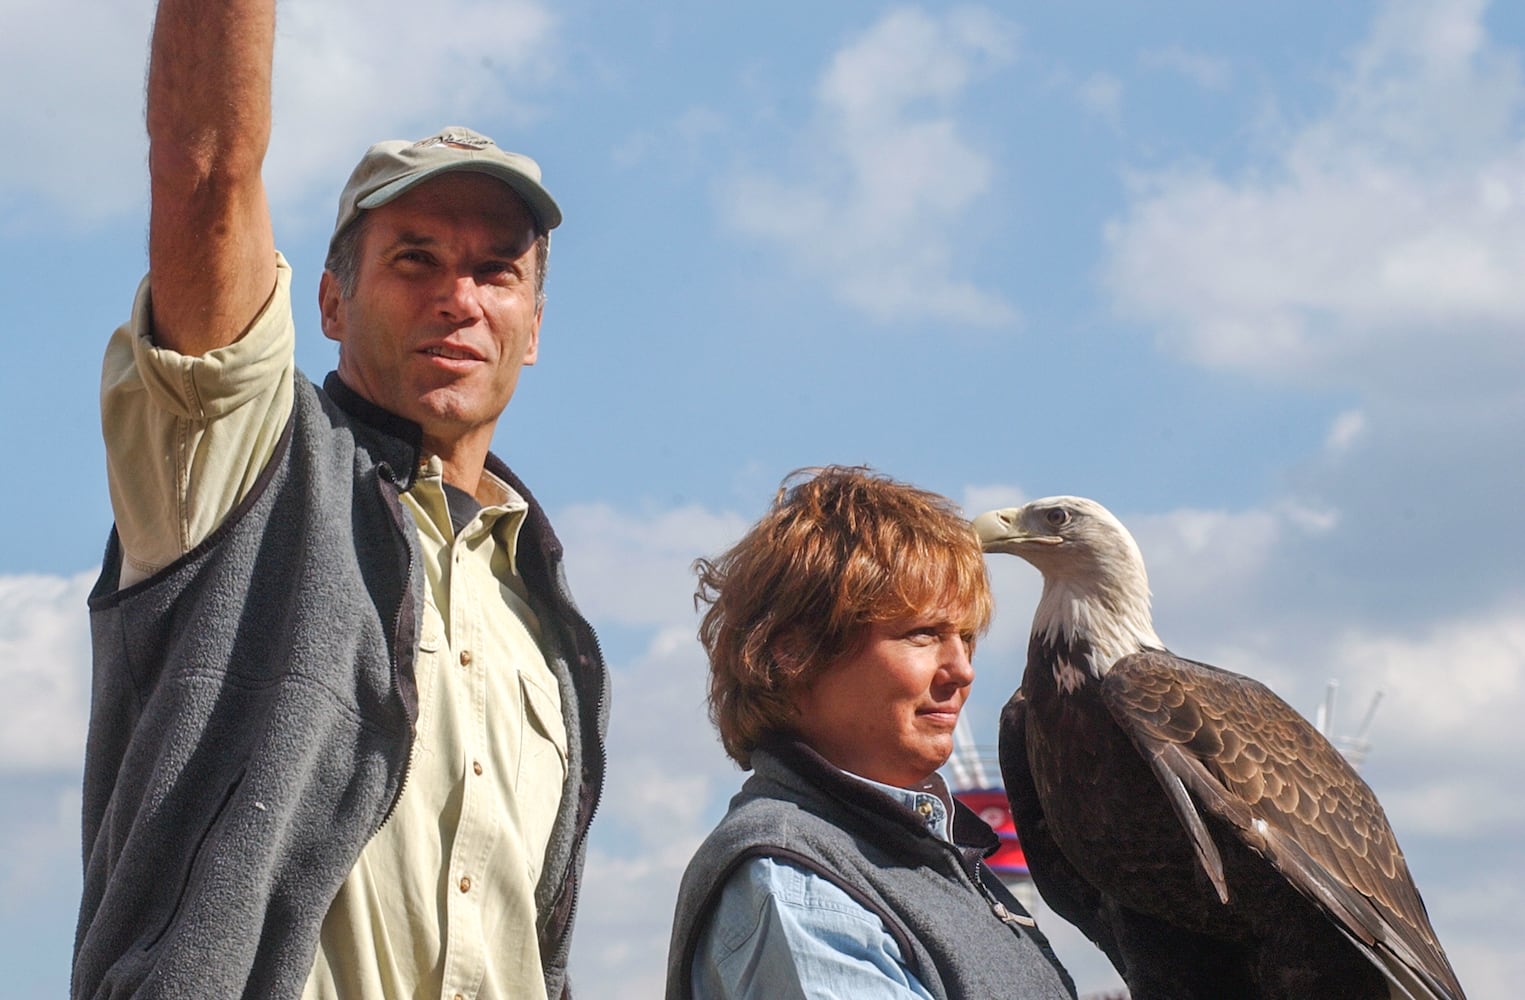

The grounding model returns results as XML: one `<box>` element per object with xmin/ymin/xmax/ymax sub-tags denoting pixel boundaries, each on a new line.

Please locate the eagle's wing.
<box><xmin>1100</xmin><ymin>651</ymin><xmax>1465</xmax><ymax>1000</ymax></box>
<box><xmin>998</xmin><ymin>688</ymin><xmax>1125</xmax><ymax>969</ymax></box>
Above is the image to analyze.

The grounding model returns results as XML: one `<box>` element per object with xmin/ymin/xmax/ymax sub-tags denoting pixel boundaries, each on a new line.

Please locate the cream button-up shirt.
<box><xmin>101</xmin><ymin>255</ymin><xmax>566</xmax><ymax>1000</ymax></box>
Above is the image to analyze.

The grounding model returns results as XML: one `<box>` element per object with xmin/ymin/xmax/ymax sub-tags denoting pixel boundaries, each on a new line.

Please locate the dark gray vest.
<box><xmin>667</xmin><ymin>742</ymin><xmax>1077</xmax><ymax>1000</ymax></box>
<box><xmin>77</xmin><ymin>374</ymin><xmax>607</xmax><ymax>1000</ymax></box>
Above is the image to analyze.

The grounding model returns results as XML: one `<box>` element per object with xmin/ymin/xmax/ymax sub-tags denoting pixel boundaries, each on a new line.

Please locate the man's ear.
<box><xmin>318</xmin><ymin>271</ymin><xmax>344</xmax><ymax>343</ymax></box>
<box><xmin>523</xmin><ymin>302</ymin><xmax>542</xmax><ymax>366</ymax></box>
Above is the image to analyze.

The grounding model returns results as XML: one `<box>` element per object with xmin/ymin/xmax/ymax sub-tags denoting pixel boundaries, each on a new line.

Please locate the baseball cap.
<box><xmin>330</xmin><ymin>126</ymin><xmax>561</xmax><ymax>250</ymax></box>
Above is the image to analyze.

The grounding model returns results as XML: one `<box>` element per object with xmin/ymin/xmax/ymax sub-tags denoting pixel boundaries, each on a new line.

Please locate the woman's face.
<box><xmin>791</xmin><ymin>609</ymin><xmax>976</xmax><ymax>788</ymax></box>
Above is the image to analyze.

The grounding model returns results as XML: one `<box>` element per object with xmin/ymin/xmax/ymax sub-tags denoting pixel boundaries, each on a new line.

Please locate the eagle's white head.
<box><xmin>973</xmin><ymin>496</ymin><xmax>1162</xmax><ymax>680</ymax></box>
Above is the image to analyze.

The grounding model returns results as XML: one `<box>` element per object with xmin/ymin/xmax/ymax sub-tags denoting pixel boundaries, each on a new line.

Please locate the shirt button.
<box><xmin>473</xmin><ymin>760</ymin><xmax>483</xmax><ymax>776</ymax></box>
<box><xmin>459</xmin><ymin>649</ymin><xmax>473</xmax><ymax>667</ymax></box>
<box><xmin>917</xmin><ymin>801</ymin><xmax>935</xmax><ymax>818</ymax></box>
<box><xmin>459</xmin><ymin>875</ymin><xmax>472</xmax><ymax>893</ymax></box>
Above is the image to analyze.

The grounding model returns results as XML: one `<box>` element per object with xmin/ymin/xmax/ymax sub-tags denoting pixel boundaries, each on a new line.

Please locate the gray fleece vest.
<box><xmin>667</xmin><ymin>742</ymin><xmax>1076</xmax><ymax>1000</ymax></box>
<box><xmin>77</xmin><ymin>373</ymin><xmax>607</xmax><ymax>1000</ymax></box>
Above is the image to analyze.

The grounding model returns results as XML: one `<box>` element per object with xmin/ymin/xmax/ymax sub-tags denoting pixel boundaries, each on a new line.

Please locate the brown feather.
<box><xmin>1101</xmin><ymin>651</ymin><xmax>1465</xmax><ymax>999</ymax></box>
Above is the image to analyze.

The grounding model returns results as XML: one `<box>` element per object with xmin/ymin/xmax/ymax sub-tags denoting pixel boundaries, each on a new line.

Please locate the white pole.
<box><xmin>950</xmin><ymin>715</ymin><xmax>989</xmax><ymax>789</ymax></box>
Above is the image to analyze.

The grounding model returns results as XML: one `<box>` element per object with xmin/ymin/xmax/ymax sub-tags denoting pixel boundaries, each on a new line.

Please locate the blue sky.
<box><xmin>3</xmin><ymin>0</ymin><xmax>1523</xmax><ymax>995</ymax></box>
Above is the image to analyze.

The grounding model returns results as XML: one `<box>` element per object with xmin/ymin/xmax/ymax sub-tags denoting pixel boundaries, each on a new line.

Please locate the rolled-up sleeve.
<box><xmin>692</xmin><ymin>856</ymin><xmax>933</xmax><ymax>1000</ymax></box>
<box><xmin>100</xmin><ymin>253</ymin><xmax>296</xmax><ymax>587</ymax></box>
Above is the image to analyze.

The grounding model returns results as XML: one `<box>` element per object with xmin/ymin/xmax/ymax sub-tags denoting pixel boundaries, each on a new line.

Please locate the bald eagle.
<box><xmin>973</xmin><ymin>497</ymin><xmax>1466</xmax><ymax>1000</ymax></box>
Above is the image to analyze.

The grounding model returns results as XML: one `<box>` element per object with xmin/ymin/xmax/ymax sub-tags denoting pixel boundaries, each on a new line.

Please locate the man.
<box><xmin>667</xmin><ymin>467</ymin><xmax>1075</xmax><ymax>999</ymax></box>
<box><xmin>76</xmin><ymin>2</ymin><xmax>607</xmax><ymax>998</ymax></box>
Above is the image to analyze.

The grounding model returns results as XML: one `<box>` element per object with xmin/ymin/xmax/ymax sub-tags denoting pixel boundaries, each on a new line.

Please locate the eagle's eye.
<box><xmin>1044</xmin><ymin>508</ymin><xmax>1070</xmax><ymax>528</ymax></box>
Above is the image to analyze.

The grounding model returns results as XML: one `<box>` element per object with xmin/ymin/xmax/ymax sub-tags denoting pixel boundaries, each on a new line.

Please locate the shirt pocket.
<box><xmin>519</xmin><ymin>670</ymin><xmax>568</xmax><ymax>784</ymax></box>
<box><xmin>411</xmin><ymin>598</ymin><xmax>446</xmax><ymax>745</ymax></box>
<box><xmin>517</xmin><ymin>670</ymin><xmax>568</xmax><ymax>881</ymax></box>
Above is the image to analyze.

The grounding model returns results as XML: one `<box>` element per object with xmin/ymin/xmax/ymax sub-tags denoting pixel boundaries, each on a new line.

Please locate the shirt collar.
<box><xmin>840</xmin><ymin>769</ymin><xmax>956</xmax><ymax>842</ymax></box>
<box><xmin>410</xmin><ymin>455</ymin><xmax>530</xmax><ymax>568</ymax></box>
<box><xmin>321</xmin><ymin>371</ymin><xmax>423</xmax><ymax>489</ymax></box>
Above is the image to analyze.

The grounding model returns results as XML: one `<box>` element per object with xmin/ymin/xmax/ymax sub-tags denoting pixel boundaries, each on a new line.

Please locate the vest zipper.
<box><xmin>542</xmin><ymin>574</ymin><xmax>608</xmax><ymax>967</ymax></box>
<box><xmin>991</xmin><ymin>899</ymin><xmax>1038</xmax><ymax>927</ymax></box>
<box><xmin>944</xmin><ymin>838</ymin><xmax>1035</xmax><ymax>928</ymax></box>
<box><xmin>375</xmin><ymin>469</ymin><xmax>420</xmax><ymax>834</ymax></box>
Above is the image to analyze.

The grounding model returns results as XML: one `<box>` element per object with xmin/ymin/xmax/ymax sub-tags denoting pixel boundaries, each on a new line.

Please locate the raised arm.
<box><xmin>145</xmin><ymin>0</ymin><xmax>277</xmax><ymax>356</ymax></box>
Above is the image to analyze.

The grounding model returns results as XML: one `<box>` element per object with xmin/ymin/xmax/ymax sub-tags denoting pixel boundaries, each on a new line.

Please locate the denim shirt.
<box><xmin>690</xmin><ymin>772</ymin><xmax>956</xmax><ymax>999</ymax></box>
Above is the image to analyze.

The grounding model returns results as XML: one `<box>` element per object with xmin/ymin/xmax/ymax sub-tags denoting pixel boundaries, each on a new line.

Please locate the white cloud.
<box><xmin>0</xmin><ymin>783</ymin><xmax>80</xmax><ymax>914</ymax></box>
<box><xmin>0</xmin><ymin>572</ymin><xmax>95</xmax><ymax>773</ymax></box>
<box><xmin>1429</xmin><ymin>869</ymin><xmax>1525</xmax><ymax>999</ymax></box>
<box><xmin>0</xmin><ymin>0</ymin><xmax>556</xmax><ymax>230</ymax></box>
<box><xmin>571</xmin><ymin>628</ymin><xmax>735</xmax><ymax>995</ymax></box>
<box><xmin>1380</xmin><ymin>775</ymin><xmax>1525</xmax><ymax>838</ymax></box>
<box><xmin>1329</xmin><ymin>600</ymin><xmax>1525</xmax><ymax>762</ymax></box>
<box><xmin>612</xmin><ymin>107</ymin><xmax>728</xmax><ymax>172</ymax></box>
<box><xmin>1140</xmin><ymin>45</ymin><xmax>1233</xmax><ymax>92</ymax></box>
<box><xmin>548</xmin><ymin>499</ymin><xmax>754</xmax><ymax>992</ymax></box>
<box><xmin>1324</xmin><ymin>408</ymin><xmax>1368</xmax><ymax>455</ymax></box>
<box><xmin>1106</xmin><ymin>0</ymin><xmax>1525</xmax><ymax>390</ymax></box>
<box><xmin>574</xmin><ymin>840</ymin><xmax>697</xmax><ymax>997</ymax></box>
<box><xmin>1123</xmin><ymin>503</ymin><xmax>1334</xmax><ymax>632</ymax></box>
<box><xmin>0</xmin><ymin>0</ymin><xmax>153</xmax><ymax>223</ymax></box>
<box><xmin>267</xmin><ymin>0</ymin><xmax>558</xmax><ymax>231</ymax></box>
<box><xmin>1077</xmin><ymin>72</ymin><xmax>1124</xmax><ymax>124</ymax></box>
<box><xmin>555</xmin><ymin>502</ymin><xmax>749</xmax><ymax>628</ymax></box>
<box><xmin>1101</xmin><ymin>0</ymin><xmax>1525</xmax><ymax>680</ymax></box>
<box><xmin>721</xmin><ymin>6</ymin><xmax>1019</xmax><ymax>327</ymax></box>
<box><xmin>959</xmin><ymin>482</ymin><xmax>1027</xmax><ymax>520</ymax></box>
<box><xmin>817</xmin><ymin>6</ymin><xmax>1015</xmax><ymax>118</ymax></box>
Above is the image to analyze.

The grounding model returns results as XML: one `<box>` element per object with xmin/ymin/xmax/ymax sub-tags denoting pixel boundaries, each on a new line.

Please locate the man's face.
<box><xmin>321</xmin><ymin>171</ymin><xmax>543</xmax><ymax>460</ymax></box>
<box><xmin>791</xmin><ymin>610</ymin><xmax>976</xmax><ymax>788</ymax></box>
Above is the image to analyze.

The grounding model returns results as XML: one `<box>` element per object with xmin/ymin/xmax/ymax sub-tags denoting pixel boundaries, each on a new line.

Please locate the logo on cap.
<box><xmin>412</xmin><ymin>128</ymin><xmax>495</xmax><ymax>151</ymax></box>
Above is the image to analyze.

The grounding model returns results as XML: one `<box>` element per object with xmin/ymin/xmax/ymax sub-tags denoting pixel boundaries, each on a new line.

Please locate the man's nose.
<box><xmin>437</xmin><ymin>273</ymin><xmax>486</xmax><ymax>321</ymax></box>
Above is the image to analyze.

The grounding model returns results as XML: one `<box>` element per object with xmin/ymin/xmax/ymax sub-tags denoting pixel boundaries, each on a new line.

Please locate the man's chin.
<box><xmin>410</xmin><ymin>387</ymin><xmax>498</xmax><ymax>425</ymax></box>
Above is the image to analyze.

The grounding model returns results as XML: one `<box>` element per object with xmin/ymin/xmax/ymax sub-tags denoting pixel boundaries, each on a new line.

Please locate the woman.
<box><xmin>666</xmin><ymin>467</ymin><xmax>1075</xmax><ymax>999</ymax></box>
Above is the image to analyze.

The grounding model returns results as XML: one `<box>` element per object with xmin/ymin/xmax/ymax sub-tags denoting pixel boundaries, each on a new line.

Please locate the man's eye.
<box><xmin>478</xmin><ymin>262</ymin><xmax>517</xmax><ymax>283</ymax></box>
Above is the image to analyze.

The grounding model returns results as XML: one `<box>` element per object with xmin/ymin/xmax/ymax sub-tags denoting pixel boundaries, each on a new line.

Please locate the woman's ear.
<box><xmin>769</xmin><ymin>629</ymin><xmax>809</xmax><ymax>677</ymax></box>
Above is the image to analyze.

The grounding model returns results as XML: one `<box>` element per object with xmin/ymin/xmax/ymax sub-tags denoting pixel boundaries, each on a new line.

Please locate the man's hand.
<box><xmin>146</xmin><ymin>0</ymin><xmax>278</xmax><ymax>356</ymax></box>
